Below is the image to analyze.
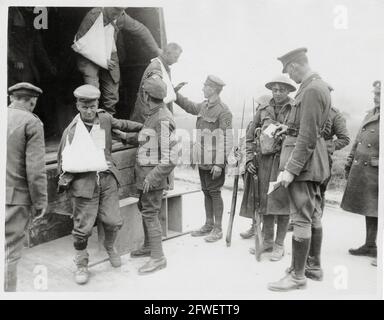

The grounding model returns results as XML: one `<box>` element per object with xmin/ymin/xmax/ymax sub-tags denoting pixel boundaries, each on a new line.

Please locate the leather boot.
<box><xmin>240</xmin><ymin>221</ymin><xmax>255</xmax><ymax>239</ymax></box>
<box><xmin>103</xmin><ymin>226</ymin><xmax>121</xmax><ymax>268</ymax></box>
<box><xmin>268</xmin><ymin>237</ymin><xmax>309</xmax><ymax>292</ymax></box>
<box><xmin>270</xmin><ymin>243</ymin><xmax>285</xmax><ymax>261</ymax></box>
<box><xmin>74</xmin><ymin>249</ymin><xmax>89</xmax><ymax>285</ymax></box>
<box><xmin>191</xmin><ymin>224</ymin><xmax>213</xmax><ymax>237</ymax></box>
<box><xmin>349</xmin><ymin>217</ymin><xmax>377</xmax><ymax>257</ymax></box>
<box><xmin>204</xmin><ymin>227</ymin><xmax>223</xmax><ymax>243</ymax></box>
<box><xmin>249</xmin><ymin>244</ymin><xmax>273</xmax><ymax>255</ymax></box>
<box><xmin>305</xmin><ymin>227</ymin><xmax>323</xmax><ymax>281</ymax></box>
<box><xmin>131</xmin><ymin>246</ymin><xmax>151</xmax><ymax>258</ymax></box>
<box><xmin>138</xmin><ymin>257</ymin><xmax>167</xmax><ymax>275</ymax></box>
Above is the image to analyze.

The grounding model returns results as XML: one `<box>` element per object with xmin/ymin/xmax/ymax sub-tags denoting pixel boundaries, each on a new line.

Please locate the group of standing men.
<box><xmin>5</xmin><ymin>11</ymin><xmax>380</xmax><ymax>293</ymax></box>
<box><xmin>236</xmin><ymin>48</ymin><xmax>380</xmax><ymax>291</ymax></box>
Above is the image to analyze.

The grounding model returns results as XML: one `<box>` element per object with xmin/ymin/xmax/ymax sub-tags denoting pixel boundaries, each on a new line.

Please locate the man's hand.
<box><xmin>174</xmin><ymin>82</ymin><xmax>188</xmax><ymax>93</ymax></box>
<box><xmin>107</xmin><ymin>59</ymin><xmax>117</xmax><ymax>71</ymax></box>
<box><xmin>112</xmin><ymin>129</ymin><xmax>127</xmax><ymax>140</ymax></box>
<box><xmin>33</xmin><ymin>207</ymin><xmax>47</xmax><ymax>223</ymax></box>
<box><xmin>210</xmin><ymin>165</ymin><xmax>223</xmax><ymax>180</ymax></box>
<box><xmin>277</xmin><ymin>170</ymin><xmax>295</xmax><ymax>188</ymax></box>
<box><xmin>142</xmin><ymin>179</ymin><xmax>151</xmax><ymax>194</ymax></box>
<box><xmin>246</xmin><ymin>162</ymin><xmax>257</xmax><ymax>175</ymax></box>
<box><xmin>274</xmin><ymin>124</ymin><xmax>289</xmax><ymax>137</ymax></box>
<box><xmin>14</xmin><ymin>62</ymin><xmax>24</xmax><ymax>70</ymax></box>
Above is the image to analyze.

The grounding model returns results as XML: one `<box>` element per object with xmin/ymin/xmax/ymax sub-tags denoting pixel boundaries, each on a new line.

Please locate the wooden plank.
<box><xmin>113</xmin><ymin>148</ymin><xmax>137</xmax><ymax>169</ymax></box>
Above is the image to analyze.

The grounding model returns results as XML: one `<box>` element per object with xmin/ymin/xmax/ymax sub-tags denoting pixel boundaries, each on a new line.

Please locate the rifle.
<box><xmin>252</xmin><ymin>97</ymin><xmax>264</xmax><ymax>261</ymax></box>
<box><xmin>225</xmin><ymin>100</ymin><xmax>246</xmax><ymax>247</ymax></box>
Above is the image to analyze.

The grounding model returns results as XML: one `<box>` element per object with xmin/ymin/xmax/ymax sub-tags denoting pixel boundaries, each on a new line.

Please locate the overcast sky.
<box><xmin>163</xmin><ymin>0</ymin><xmax>384</xmax><ymax>130</ymax></box>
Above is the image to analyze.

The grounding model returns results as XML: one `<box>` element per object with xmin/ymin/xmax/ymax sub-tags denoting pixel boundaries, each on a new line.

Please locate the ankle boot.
<box><xmin>240</xmin><ymin>221</ymin><xmax>255</xmax><ymax>239</ymax></box>
<box><xmin>305</xmin><ymin>227</ymin><xmax>323</xmax><ymax>281</ymax></box>
<box><xmin>349</xmin><ymin>217</ymin><xmax>377</xmax><ymax>257</ymax></box>
<box><xmin>268</xmin><ymin>237</ymin><xmax>310</xmax><ymax>292</ymax></box>
<box><xmin>74</xmin><ymin>249</ymin><xmax>89</xmax><ymax>285</ymax></box>
<box><xmin>103</xmin><ymin>226</ymin><xmax>121</xmax><ymax>268</ymax></box>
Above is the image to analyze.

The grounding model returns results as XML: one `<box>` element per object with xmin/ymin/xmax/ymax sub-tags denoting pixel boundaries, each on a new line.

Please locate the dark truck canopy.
<box><xmin>8</xmin><ymin>7</ymin><xmax>166</xmax><ymax>154</ymax></box>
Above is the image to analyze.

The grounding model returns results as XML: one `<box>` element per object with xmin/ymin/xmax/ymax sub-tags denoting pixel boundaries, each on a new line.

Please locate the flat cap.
<box><xmin>373</xmin><ymin>80</ymin><xmax>381</xmax><ymax>94</ymax></box>
<box><xmin>277</xmin><ymin>47</ymin><xmax>308</xmax><ymax>73</ymax></box>
<box><xmin>8</xmin><ymin>82</ymin><xmax>43</xmax><ymax>97</ymax></box>
<box><xmin>73</xmin><ymin>84</ymin><xmax>101</xmax><ymax>101</ymax></box>
<box><xmin>143</xmin><ymin>76</ymin><xmax>167</xmax><ymax>99</ymax></box>
<box><xmin>204</xmin><ymin>75</ymin><xmax>226</xmax><ymax>88</ymax></box>
<box><xmin>265</xmin><ymin>75</ymin><xmax>296</xmax><ymax>92</ymax></box>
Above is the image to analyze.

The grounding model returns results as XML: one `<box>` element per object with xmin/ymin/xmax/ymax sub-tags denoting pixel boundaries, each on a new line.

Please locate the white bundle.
<box><xmin>62</xmin><ymin>118</ymin><xmax>108</xmax><ymax>173</ymax></box>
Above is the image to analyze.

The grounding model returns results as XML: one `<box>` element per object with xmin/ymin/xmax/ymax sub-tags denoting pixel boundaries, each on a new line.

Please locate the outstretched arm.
<box><xmin>175</xmin><ymin>92</ymin><xmax>202</xmax><ymax>115</ymax></box>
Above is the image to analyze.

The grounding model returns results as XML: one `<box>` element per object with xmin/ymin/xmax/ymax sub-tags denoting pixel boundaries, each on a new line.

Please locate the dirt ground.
<box><xmin>13</xmin><ymin>168</ymin><xmax>381</xmax><ymax>299</ymax></box>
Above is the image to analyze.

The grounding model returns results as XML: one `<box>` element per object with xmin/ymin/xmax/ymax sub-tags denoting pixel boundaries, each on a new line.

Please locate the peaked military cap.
<box><xmin>265</xmin><ymin>75</ymin><xmax>296</xmax><ymax>92</ymax></box>
<box><xmin>8</xmin><ymin>82</ymin><xmax>43</xmax><ymax>97</ymax></box>
<box><xmin>277</xmin><ymin>47</ymin><xmax>308</xmax><ymax>73</ymax></box>
<box><xmin>204</xmin><ymin>75</ymin><xmax>226</xmax><ymax>88</ymax></box>
<box><xmin>73</xmin><ymin>84</ymin><xmax>101</xmax><ymax>101</ymax></box>
<box><xmin>143</xmin><ymin>76</ymin><xmax>167</xmax><ymax>99</ymax></box>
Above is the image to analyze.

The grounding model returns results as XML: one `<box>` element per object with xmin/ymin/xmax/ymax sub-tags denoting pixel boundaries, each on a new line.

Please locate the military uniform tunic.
<box><xmin>240</xmin><ymin>98</ymin><xmax>293</xmax><ymax>218</ymax></box>
<box><xmin>175</xmin><ymin>93</ymin><xmax>233</xmax><ymax>170</ymax></box>
<box><xmin>341</xmin><ymin>107</ymin><xmax>379</xmax><ymax>217</ymax></box>
<box><xmin>135</xmin><ymin>104</ymin><xmax>178</xmax><ymax>258</ymax></box>
<box><xmin>280</xmin><ymin>73</ymin><xmax>331</xmax><ymax>239</ymax></box>
<box><xmin>6</xmin><ymin>104</ymin><xmax>48</xmax><ymax>291</ymax></box>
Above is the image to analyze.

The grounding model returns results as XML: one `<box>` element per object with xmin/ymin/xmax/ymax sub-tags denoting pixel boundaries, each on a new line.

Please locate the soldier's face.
<box><xmin>271</xmin><ymin>84</ymin><xmax>289</xmax><ymax>104</ymax></box>
<box><xmin>164</xmin><ymin>49</ymin><xmax>182</xmax><ymax>66</ymax></box>
<box><xmin>77</xmin><ymin>100</ymin><xmax>98</xmax><ymax>122</ymax></box>
<box><xmin>203</xmin><ymin>84</ymin><xmax>215</xmax><ymax>99</ymax></box>
<box><xmin>286</xmin><ymin>63</ymin><xmax>301</xmax><ymax>84</ymax></box>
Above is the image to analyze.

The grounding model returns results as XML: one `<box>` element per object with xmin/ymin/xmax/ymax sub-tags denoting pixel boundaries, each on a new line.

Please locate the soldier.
<box><xmin>241</xmin><ymin>76</ymin><xmax>296</xmax><ymax>261</ymax></box>
<box><xmin>5</xmin><ymin>82</ymin><xmax>47</xmax><ymax>291</ymax></box>
<box><xmin>131</xmin><ymin>43</ymin><xmax>183</xmax><ymax>123</ymax></box>
<box><xmin>239</xmin><ymin>95</ymin><xmax>271</xmax><ymax>240</ymax></box>
<box><xmin>116</xmin><ymin>77</ymin><xmax>178</xmax><ymax>274</ymax></box>
<box><xmin>174</xmin><ymin>75</ymin><xmax>233</xmax><ymax>242</ymax></box>
<box><xmin>57</xmin><ymin>84</ymin><xmax>143</xmax><ymax>285</ymax></box>
<box><xmin>74</xmin><ymin>7</ymin><xmax>161</xmax><ymax>115</ymax></box>
<box><xmin>268</xmin><ymin>48</ymin><xmax>331</xmax><ymax>291</ymax></box>
<box><xmin>341</xmin><ymin>80</ymin><xmax>380</xmax><ymax>267</ymax></box>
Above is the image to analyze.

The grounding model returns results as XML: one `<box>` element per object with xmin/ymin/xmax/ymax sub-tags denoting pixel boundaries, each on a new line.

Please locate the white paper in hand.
<box><xmin>263</xmin><ymin>123</ymin><xmax>279</xmax><ymax>138</ymax></box>
<box><xmin>268</xmin><ymin>181</ymin><xmax>282</xmax><ymax>195</ymax></box>
<box><xmin>72</xmin><ymin>12</ymin><xmax>108</xmax><ymax>69</ymax></box>
<box><xmin>62</xmin><ymin>119</ymin><xmax>108</xmax><ymax>173</ymax></box>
